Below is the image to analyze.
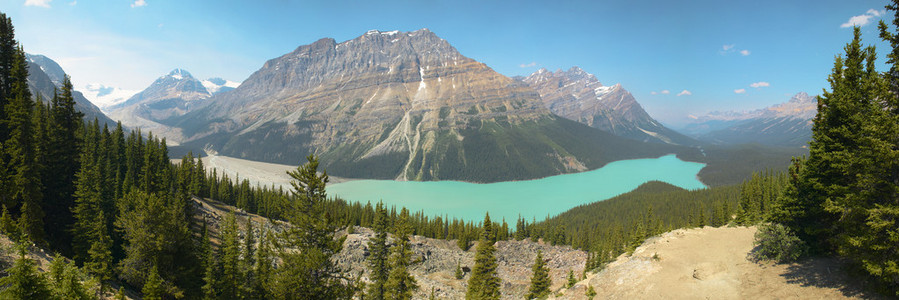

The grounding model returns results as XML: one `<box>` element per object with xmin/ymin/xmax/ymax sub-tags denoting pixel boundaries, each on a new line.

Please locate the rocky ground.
<box><xmin>336</xmin><ymin>226</ymin><xmax>585</xmax><ymax>299</ymax></box>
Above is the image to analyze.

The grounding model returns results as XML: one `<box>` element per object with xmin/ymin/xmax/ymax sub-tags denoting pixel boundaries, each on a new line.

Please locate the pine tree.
<box><xmin>244</xmin><ymin>216</ymin><xmax>256</xmax><ymax>290</ymax></box>
<box><xmin>220</xmin><ymin>212</ymin><xmax>245</xmax><ymax>299</ymax></box>
<box><xmin>566</xmin><ymin>270</ymin><xmax>577</xmax><ymax>288</ymax></box>
<box><xmin>47</xmin><ymin>254</ymin><xmax>91</xmax><ymax>300</ymax></box>
<box><xmin>466</xmin><ymin>213</ymin><xmax>501</xmax><ymax>300</ymax></box>
<box><xmin>0</xmin><ymin>246</ymin><xmax>53</xmax><ymax>299</ymax></box>
<box><xmin>5</xmin><ymin>46</ymin><xmax>44</xmax><ymax>243</ymax></box>
<box><xmin>0</xmin><ymin>13</ymin><xmax>17</xmax><ymax>141</ymax></box>
<box><xmin>271</xmin><ymin>154</ymin><xmax>352</xmax><ymax>299</ymax></box>
<box><xmin>384</xmin><ymin>207</ymin><xmax>417</xmax><ymax>300</ymax></box>
<box><xmin>366</xmin><ymin>202</ymin><xmax>390</xmax><ymax>300</ymax></box>
<box><xmin>44</xmin><ymin>75</ymin><xmax>83</xmax><ymax>251</ymax></box>
<box><xmin>454</xmin><ymin>262</ymin><xmax>464</xmax><ymax>280</ymax></box>
<box><xmin>72</xmin><ymin>120</ymin><xmax>103</xmax><ymax>263</ymax></box>
<box><xmin>525</xmin><ymin>250</ymin><xmax>550</xmax><ymax>299</ymax></box>
<box><xmin>84</xmin><ymin>211</ymin><xmax>113</xmax><ymax>290</ymax></box>
<box><xmin>0</xmin><ymin>204</ymin><xmax>19</xmax><ymax>241</ymax></box>
<box><xmin>143</xmin><ymin>265</ymin><xmax>164</xmax><ymax>300</ymax></box>
<box><xmin>253</xmin><ymin>229</ymin><xmax>274</xmax><ymax>299</ymax></box>
<box><xmin>514</xmin><ymin>215</ymin><xmax>526</xmax><ymax>241</ymax></box>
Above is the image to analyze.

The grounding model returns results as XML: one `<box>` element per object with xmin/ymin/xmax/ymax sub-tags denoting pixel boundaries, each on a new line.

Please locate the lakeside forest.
<box><xmin>0</xmin><ymin>2</ymin><xmax>897</xmax><ymax>300</ymax></box>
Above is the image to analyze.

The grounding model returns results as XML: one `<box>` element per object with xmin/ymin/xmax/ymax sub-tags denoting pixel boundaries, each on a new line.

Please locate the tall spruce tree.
<box><xmin>271</xmin><ymin>154</ymin><xmax>352</xmax><ymax>299</ymax></box>
<box><xmin>466</xmin><ymin>213</ymin><xmax>501</xmax><ymax>300</ymax></box>
<box><xmin>772</xmin><ymin>28</ymin><xmax>872</xmax><ymax>252</ymax></box>
<box><xmin>44</xmin><ymin>76</ymin><xmax>83</xmax><ymax>251</ymax></box>
<box><xmin>5</xmin><ymin>46</ymin><xmax>43</xmax><ymax>243</ymax></box>
<box><xmin>366</xmin><ymin>202</ymin><xmax>390</xmax><ymax>300</ymax></box>
<box><xmin>525</xmin><ymin>250</ymin><xmax>550</xmax><ymax>299</ymax></box>
<box><xmin>384</xmin><ymin>207</ymin><xmax>417</xmax><ymax>300</ymax></box>
<box><xmin>219</xmin><ymin>212</ymin><xmax>246</xmax><ymax>300</ymax></box>
<box><xmin>0</xmin><ymin>13</ymin><xmax>17</xmax><ymax>139</ymax></box>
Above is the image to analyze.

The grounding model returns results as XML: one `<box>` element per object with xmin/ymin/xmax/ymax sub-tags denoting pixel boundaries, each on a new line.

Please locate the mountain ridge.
<box><xmin>168</xmin><ymin>29</ymin><xmax>696</xmax><ymax>182</ymax></box>
<box><xmin>682</xmin><ymin>92</ymin><xmax>816</xmax><ymax>147</ymax></box>
<box><xmin>521</xmin><ymin>67</ymin><xmax>697</xmax><ymax>146</ymax></box>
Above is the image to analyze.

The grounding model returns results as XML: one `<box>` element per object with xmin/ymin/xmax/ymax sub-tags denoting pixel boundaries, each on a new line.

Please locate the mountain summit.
<box><xmin>173</xmin><ymin>29</ymin><xmax>689</xmax><ymax>182</ymax></box>
<box><xmin>522</xmin><ymin>67</ymin><xmax>695</xmax><ymax>145</ymax></box>
<box><xmin>107</xmin><ymin>68</ymin><xmax>238</xmax><ymax>144</ymax></box>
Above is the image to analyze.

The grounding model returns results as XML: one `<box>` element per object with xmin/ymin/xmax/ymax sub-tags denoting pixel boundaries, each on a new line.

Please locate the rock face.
<box><xmin>336</xmin><ymin>227</ymin><xmax>586</xmax><ymax>299</ymax></box>
<box><xmin>683</xmin><ymin>92</ymin><xmax>817</xmax><ymax>147</ymax></box>
<box><xmin>522</xmin><ymin>67</ymin><xmax>696</xmax><ymax>145</ymax></box>
<box><xmin>172</xmin><ymin>29</ymin><xmax>688</xmax><ymax>182</ymax></box>
<box><xmin>24</xmin><ymin>54</ymin><xmax>116</xmax><ymax>126</ymax></box>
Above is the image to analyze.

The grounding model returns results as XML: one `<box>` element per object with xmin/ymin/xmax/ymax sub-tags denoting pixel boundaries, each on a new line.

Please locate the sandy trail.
<box><xmin>555</xmin><ymin>226</ymin><xmax>881</xmax><ymax>299</ymax></box>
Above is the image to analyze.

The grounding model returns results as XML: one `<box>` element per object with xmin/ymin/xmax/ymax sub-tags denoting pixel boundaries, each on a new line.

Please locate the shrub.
<box><xmin>751</xmin><ymin>223</ymin><xmax>807</xmax><ymax>263</ymax></box>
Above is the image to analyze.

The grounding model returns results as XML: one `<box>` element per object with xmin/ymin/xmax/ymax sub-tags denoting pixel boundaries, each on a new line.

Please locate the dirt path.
<box><xmin>554</xmin><ymin>226</ymin><xmax>881</xmax><ymax>299</ymax></box>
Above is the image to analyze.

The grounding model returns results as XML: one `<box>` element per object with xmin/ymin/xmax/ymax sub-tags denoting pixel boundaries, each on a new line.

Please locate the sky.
<box><xmin>1</xmin><ymin>0</ymin><xmax>894</xmax><ymax>126</ymax></box>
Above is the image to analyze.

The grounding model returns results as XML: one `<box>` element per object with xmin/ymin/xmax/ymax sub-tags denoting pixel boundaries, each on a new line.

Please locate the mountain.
<box><xmin>24</xmin><ymin>54</ymin><xmax>116</xmax><ymax>126</ymax></box>
<box><xmin>521</xmin><ymin>67</ymin><xmax>697</xmax><ymax>145</ymax></box>
<box><xmin>172</xmin><ymin>29</ymin><xmax>694</xmax><ymax>182</ymax></box>
<box><xmin>80</xmin><ymin>83</ymin><xmax>139</xmax><ymax>110</ymax></box>
<box><xmin>201</xmin><ymin>77</ymin><xmax>240</xmax><ymax>95</ymax></box>
<box><xmin>683</xmin><ymin>92</ymin><xmax>817</xmax><ymax>147</ymax></box>
<box><xmin>107</xmin><ymin>69</ymin><xmax>225</xmax><ymax>144</ymax></box>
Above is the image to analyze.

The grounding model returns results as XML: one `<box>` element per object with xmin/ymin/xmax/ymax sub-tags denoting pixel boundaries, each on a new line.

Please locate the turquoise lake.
<box><xmin>328</xmin><ymin>154</ymin><xmax>706</xmax><ymax>223</ymax></box>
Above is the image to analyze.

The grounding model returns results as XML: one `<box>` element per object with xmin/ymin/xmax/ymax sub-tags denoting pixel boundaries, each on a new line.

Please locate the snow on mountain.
<box><xmin>80</xmin><ymin>83</ymin><xmax>140</xmax><ymax>111</ymax></box>
<box><xmin>201</xmin><ymin>77</ymin><xmax>240</xmax><ymax>95</ymax></box>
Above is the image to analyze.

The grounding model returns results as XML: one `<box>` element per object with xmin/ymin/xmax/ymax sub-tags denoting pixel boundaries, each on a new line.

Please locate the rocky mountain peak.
<box><xmin>788</xmin><ymin>92</ymin><xmax>814</xmax><ymax>104</ymax></box>
<box><xmin>166</xmin><ymin>68</ymin><xmax>195</xmax><ymax>80</ymax></box>
<box><xmin>522</xmin><ymin>66</ymin><xmax>695</xmax><ymax>145</ymax></box>
<box><xmin>25</xmin><ymin>53</ymin><xmax>67</xmax><ymax>86</ymax></box>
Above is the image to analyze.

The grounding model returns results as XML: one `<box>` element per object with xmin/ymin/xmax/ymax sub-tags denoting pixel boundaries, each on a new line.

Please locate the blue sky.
<box><xmin>2</xmin><ymin>0</ymin><xmax>894</xmax><ymax>126</ymax></box>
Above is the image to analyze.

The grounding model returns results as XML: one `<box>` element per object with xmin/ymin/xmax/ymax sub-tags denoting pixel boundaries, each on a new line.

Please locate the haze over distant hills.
<box><xmin>681</xmin><ymin>92</ymin><xmax>817</xmax><ymax>147</ymax></box>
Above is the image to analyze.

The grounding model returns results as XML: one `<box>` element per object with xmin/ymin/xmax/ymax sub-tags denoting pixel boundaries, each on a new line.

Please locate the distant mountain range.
<box><xmin>97</xmin><ymin>29</ymin><xmax>816</xmax><ymax>184</ymax></box>
<box><xmin>24</xmin><ymin>54</ymin><xmax>116</xmax><ymax>126</ymax></box>
<box><xmin>681</xmin><ymin>92</ymin><xmax>817</xmax><ymax>147</ymax></box>
<box><xmin>147</xmin><ymin>29</ymin><xmax>695</xmax><ymax>182</ymax></box>
<box><xmin>105</xmin><ymin>69</ymin><xmax>240</xmax><ymax>144</ymax></box>
<box><xmin>520</xmin><ymin>67</ymin><xmax>697</xmax><ymax>146</ymax></box>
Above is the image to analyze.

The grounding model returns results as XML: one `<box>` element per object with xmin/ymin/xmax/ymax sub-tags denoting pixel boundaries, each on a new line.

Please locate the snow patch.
<box><xmin>418</xmin><ymin>67</ymin><xmax>426</xmax><ymax>91</ymax></box>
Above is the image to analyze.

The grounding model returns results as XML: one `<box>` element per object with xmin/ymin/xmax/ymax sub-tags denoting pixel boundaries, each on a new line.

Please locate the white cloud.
<box><xmin>651</xmin><ymin>91</ymin><xmax>657</xmax><ymax>95</ymax></box>
<box><xmin>841</xmin><ymin>9</ymin><xmax>885</xmax><ymax>28</ymax></box>
<box><xmin>24</xmin><ymin>0</ymin><xmax>52</xmax><ymax>7</ymax></box>
<box><xmin>677</xmin><ymin>90</ymin><xmax>692</xmax><ymax>96</ymax></box>
<box><xmin>734</xmin><ymin>88</ymin><xmax>746</xmax><ymax>94</ymax></box>
<box><xmin>740</xmin><ymin>50</ymin><xmax>751</xmax><ymax>56</ymax></box>
<box><xmin>661</xmin><ymin>90</ymin><xmax>670</xmax><ymax>95</ymax></box>
<box><xmin>68</xmin><ymin>0</ymin><xmax>76</xmax><ymax>5</ymax></box>
<box><xmin>722</xmin><ymin>44</ymin><xmax>735</xmax><ymax>51</ymax></box>
<box><xmin>131</xmin><ymin>0</ymin><xmax>146</xmax><ymax>8</ymax></box>
<box><xmin>519</xmin><ymin>62</ymin><xmax>536</xmax><ymax>68</ymax></box>
<box><xmin>750</xmin><ymin>81</ymin><xmax>770</xmax><ymax>88</ymax></box>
